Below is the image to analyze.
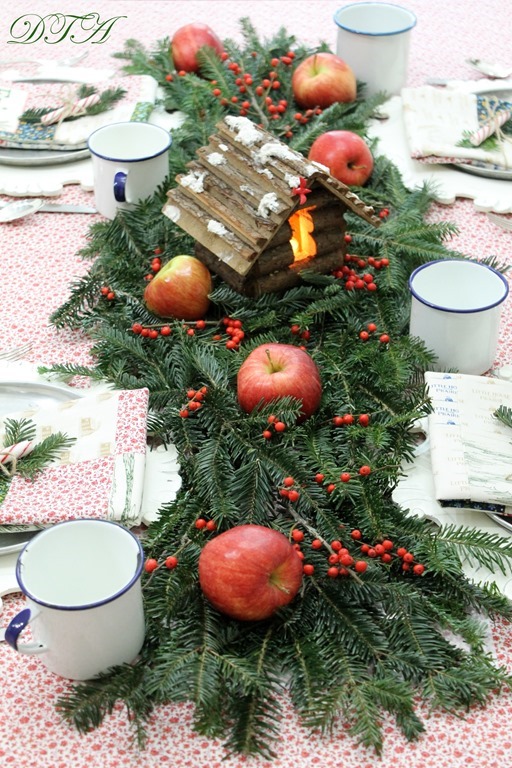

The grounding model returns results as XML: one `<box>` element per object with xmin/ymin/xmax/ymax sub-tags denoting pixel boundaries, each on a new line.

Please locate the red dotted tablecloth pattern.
<box><xmin>2</xmin><ymin>2</ymin><xmax>512</xmax><ymax>767</ymax></box>
<box><xmin>1</xmin><ymin>590</ymin><xmax>512</xmax><ymax>768</ymax></box>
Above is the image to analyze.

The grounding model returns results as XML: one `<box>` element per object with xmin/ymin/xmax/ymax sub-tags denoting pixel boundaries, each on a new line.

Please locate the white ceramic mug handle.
<box><xmin>4</xmin><ymin>607</ymin><xmax>46</xmax><ymax>655</ymax></box>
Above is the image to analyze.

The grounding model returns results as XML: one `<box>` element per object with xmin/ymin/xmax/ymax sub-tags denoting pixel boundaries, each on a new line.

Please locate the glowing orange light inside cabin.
<box><xmin>289</xmin><ymin>206</ymin><xmax>317</xmax><ymax>263</ymax></box>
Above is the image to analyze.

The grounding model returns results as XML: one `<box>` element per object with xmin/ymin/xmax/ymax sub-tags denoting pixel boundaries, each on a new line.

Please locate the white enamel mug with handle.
<box><xmin>409</xmin><ymin>259</ymin><xmax>509</xmax><ymax>375</ymax></box>
<box><xmin>334</xmin><ymin>2</ymin><xmax>416</xmax><ymax>96</ymax></box>
<box><xmin>87</xmin><ymin>121</ymin><xmax>172</xmax><ymax>220</ymax></box>
<box><xmin>4</xmin><ymin>519</ymin><xmax>145</xmax><ymax>680</ymax></box>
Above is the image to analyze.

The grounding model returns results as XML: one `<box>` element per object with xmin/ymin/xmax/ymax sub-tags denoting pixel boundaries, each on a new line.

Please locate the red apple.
<box><xmin>198</xmin><ymin>525</ymin><xmax>303</xmax><ymax>621</ymax></box>
<box><xmin>237</xmin><ymin>343</ymin><xmax>322</xmax><ymax>421</ymax></box>
<box><xmin>171</xmin><ymin>23</ymin><xmax>224</xmax><ymax>73</ymax></box>
<box><xmin>308</xmin><ymin>130</ymin><xmax>374</xmax><ymax>186</ymax></box>
<box><xmin>143</xmin><ymin>254</ymin><xmax>212</xmax><ymax>320</ymax></box>
<box><xmin>291</xmin><ymin>52</ymin><xmax>356</xmax><ymax>109</ymax></box>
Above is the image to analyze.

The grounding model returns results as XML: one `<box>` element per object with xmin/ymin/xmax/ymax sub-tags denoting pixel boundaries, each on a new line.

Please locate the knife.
<box><xmin>39</xmin><ymin>203</ymin><xmax>98</xmax><ymax>214</ymax></box>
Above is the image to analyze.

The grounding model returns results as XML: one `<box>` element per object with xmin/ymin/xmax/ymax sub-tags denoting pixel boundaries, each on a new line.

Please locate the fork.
<box><xmin>0</xmin><ymin>342</ymin><xmax>32</xmax><ymax>362</ymax></box>
<box><xmin>467</xmin><ymin>58</ymin><xmax>512</xmax><ymax>79</ymax></box>
<box><xmin>0</xmin><ymin>51</ymin><xmax>88</xmax><ymax>68</ymax></box>
<box><xmin>487</xmin><ymin>212</ymin><xmax>512</xmax><ymax>232</ymax></box>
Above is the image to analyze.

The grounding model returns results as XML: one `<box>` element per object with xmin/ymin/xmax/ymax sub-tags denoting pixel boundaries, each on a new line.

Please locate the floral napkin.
<box><xmin>425</xmin><ymin>371</ymin><xmax>512</xmax><ymax>511</ymax></box>
<box><xmin>0</xmin><ymin>387</ymin><xmax>149</xmax><ymax>527</ymax></box>
<box><xmin>0</xmin><ymin>74</ymin><xmax>158</xmax><ymax>150</ymax></box>
<box><xmin>401</xmin><ymin>85</ymin><xmax>512</xmax><ymax>168</ymax></box>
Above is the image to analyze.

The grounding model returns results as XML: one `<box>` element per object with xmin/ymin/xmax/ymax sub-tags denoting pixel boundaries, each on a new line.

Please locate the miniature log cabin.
<box><xmin>163</xmin><ymin>116</ymin><xmax>380</xmax><ymax>296</ymax></box>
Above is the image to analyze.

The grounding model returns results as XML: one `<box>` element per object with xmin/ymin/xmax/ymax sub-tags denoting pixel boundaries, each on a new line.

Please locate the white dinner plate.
<box><xmin>0</xmin><ymin>379</ymin><xmax>81</xmax><ymax>419</ymax></box>
<box><xmin>0</xmin><ymin>147</ymin><xmax>90</xmax><ymax>167</ymax></box>
<box><xmin>485</xmin><ymin>511</ymin><xmax>512</xmax><ymax>534</ymax></box>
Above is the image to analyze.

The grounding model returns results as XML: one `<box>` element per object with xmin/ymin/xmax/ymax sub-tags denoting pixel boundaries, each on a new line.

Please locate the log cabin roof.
<box><xmin>163</xmin><ymin>116</ymin><xmax>380</xmax><ymax>278</ymax></box>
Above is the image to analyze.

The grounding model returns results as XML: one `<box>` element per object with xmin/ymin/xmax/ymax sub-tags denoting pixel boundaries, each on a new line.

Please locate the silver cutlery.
<box><xmin>487</xmin><ymin>212</ymin><xmax>512</xmax><ymax>231</ymax></box>
<box><xmin>0</xmin><ymin>342</ymin><xmax>33</xmax><ymax>362</ymax></box>
<box><xmin>0</xmin><ymin>199</ymin><xmax>97</xmax><ymax>223</ymax></box>
<box><xmin>467</xmin><ymin>58</ymin><xmax>512</xmax><ymax>79</ymax></box>
<box><xmin>0</xmin><ymin>51</ymin><xmax>88</xmax><ymax>68</ymax></box>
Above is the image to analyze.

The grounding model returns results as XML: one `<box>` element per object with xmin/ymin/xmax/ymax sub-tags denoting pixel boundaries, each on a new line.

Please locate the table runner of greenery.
<box><xmin>42</xmin><ymin>20</ymin><xmax>512</xmax><ymax>759</ymax></box>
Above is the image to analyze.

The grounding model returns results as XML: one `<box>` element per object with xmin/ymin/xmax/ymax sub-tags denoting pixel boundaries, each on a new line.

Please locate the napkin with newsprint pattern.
<box><xmin>0</xmin><ymin>74</ymin><xmax>158</xmax><ymax>150</ymax></box>
<box><xmin>0</xmin><ymin>387</ymin><xmax>149</xmax><ymax>527</ymax></box>
<box><xmin>426</xmin><ymin>371</ymin><xmax>512</xmax><ymax>509</ymax></box>
<box><xmin>401</xmin><ymin>85</ymin><xmax>512</xmax><ymax>168</ymax></box>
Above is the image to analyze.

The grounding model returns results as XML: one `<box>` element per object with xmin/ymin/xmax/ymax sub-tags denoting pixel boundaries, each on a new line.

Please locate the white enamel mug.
<box><xmin>87</xmin><ymin>121</ymin><xmax>172</xmax><ymax>219</ymax></box>
<box><xmin>4</xmin><ymin>519</ymin><xmax>145</xmax><ymax>680</ymax></box>
<box><xmin>334</xmin><ymin>2</ymin><xmax>416</xmax><ymax>96</ymax></box>
<box><xmin>409</xmin><ymin>260</ymin><xmax>509</xmax><ymax>375</ymax></box>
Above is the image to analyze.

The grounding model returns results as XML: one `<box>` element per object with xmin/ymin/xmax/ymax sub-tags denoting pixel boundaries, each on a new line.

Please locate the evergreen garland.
<box><xmin>43</xmin><ymin>19</ymin><xmax>512</xmax><ymax>759</ymax></box>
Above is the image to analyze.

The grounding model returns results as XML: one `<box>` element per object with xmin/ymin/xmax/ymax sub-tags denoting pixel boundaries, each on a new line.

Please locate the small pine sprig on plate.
<box><xmin>19</xmin><ymin>84</ymin><xmax>126</xmax><ymax>125</ymax></box>
<box><xmin>0</xmin><ymin>417</ymin><xmax>75</xmax><ymax>503</ymax></box>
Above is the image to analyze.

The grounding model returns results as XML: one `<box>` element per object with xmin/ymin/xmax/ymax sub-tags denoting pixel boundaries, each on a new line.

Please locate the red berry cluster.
<box><xmin>144</xmin><ymin>249</ymin><xmax>162</xmax><ymax>282</ymax></box>
<box><xmin>144</xmin><ymin>554</ymin><xmax>179</xmax><ymax>574</ymax></box>
<box><xmin>333</xmin><ymin>252</ymin><xmax>390</xmax><ymax>292</ymax></box>
<box><xmin>358</xmin><ymin>322</ymin><xmax>390</xmax><ymax>344</ymax></box>
<box><xmin>278</xmin><ymin>475</ymin><xmax>300</xmax><ymax>503</ymax></box>
<box><xmin>212</xmin><ymin>316</ymin><xmax>245</xmax><ymax>351</ymax></box>
<box><xmin>352</xmin><ymin>529</ymin><xmax>426</xmax><ymax>575</ymax></box>
<box><xmin>378</xmin><ymin>207</ymin><xmax>390</xmax><ymax>219</ymax></box>
<box><xmin>100</xmin><ymin>285</ymin><xmax>116</xmax><ymax>301</ymax></box>
<box><xmin>293</xmin><ymin>107</ymin><xmax>323</xmax><ymax>126</ymax></box>
<box><xmin>332</xmin><ymin>412</ymin><xmax>370</xmax><ymax>427</ymax></box>
<box><xmin>262</xmin><ymin>414</ymin><xmax>287</xmax><ymax>440</ymax></box>
<box><xmin>182</xmin><ymin>319</ymin><xmax>207</xmax><ymax>338</ymax></box>
<box><xmin>298</xmin><ymin>533</ymin><xmax>368</xmax><ymax>578</ymax></box>
<box><xmin>131</xmin><ymin>322</ymin><xmax>172</xmax><ymax>339</ymax></box>
<box><xmin>290</xmin><ymin>324</ymin><xmax>311</xmax><ymax>343</ymax></box>
<box><xmin>208</xmin><ymin>51</ymin><xmax>300</xmax><ymax>136</ymax></box>
<box><xmin>179</xmin><ymin>386</ymin><xmax>208</xmax><ymax>418</ymax></box>
<box><xmin>194</xmin><ymin>517</ymin><xmax>217</xmax><ymax>532</ymax></box>
<box><xmin>314</xmin><ymin>465</ymin><xmax>371</xmax><ymax>494</ymax></box>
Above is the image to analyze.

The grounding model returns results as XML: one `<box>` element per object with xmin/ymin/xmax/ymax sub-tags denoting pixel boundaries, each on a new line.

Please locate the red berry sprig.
<box><xmin>299</xmin><ymin>533</ymin><xmax>368</xmax><ymax>580</ymax></box>
<box><xmin>179</xmin><ymin>386</ymin><xmax>208</xmax><ymax>418</ymax></box>
<box><xmin>131</xmin><ymin>322</ymin><xmax>172</xmax><ymax>339</ymax></box>
<box><xmin>144</xmin><ymin>554</ymin><xmax>179</xmax><ymax>574</ymax></box>
<box><xmin>290</xmin><ymin>324</ymin><xmax>311</xmax><ymax>343</ymax></box>
<box><xmin>262</xmin><ymin>414</ymin><xmax>287</xmax><ymax>439</ymax></box>
<box><xmin>332</xmin><ymin>412</ymin><xmax>370</xmax><ymax>427</ymax></box>
<box><xmin>100</xmin><ymin>285</ymin><xmax>116</xmax><ymax>301</ymax></box>
<box><xmin>278</xmin><ymin>475</ymin><xmax>300</xmax><ymax>503</ymax></box>
<box><xmin>353</xmin><ymin>530</ymin><xmax>426</xmax><ymax>575</ymax></box>
<box><xmin>212</xmin><ymin>316</ymin><xmax>245</xmax><ymax>350</ymax></box>
<box><xmin>194</xmin><ymin>517</ymin><xmax>217</xmax><ymax>532</ymax></box>
<box><xmin>358</xmin><ymin>322</ymin><xmax>390</xmax><ymax>345</ymax></box>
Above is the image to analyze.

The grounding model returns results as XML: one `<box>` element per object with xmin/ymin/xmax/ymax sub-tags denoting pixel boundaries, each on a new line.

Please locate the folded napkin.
<box><xmin>0</xmin><ymin>74</ymin><xmax>158</xmax><ymax>150</ymax></box>
<box><xmin>401</xmin><ymin>85</ymin><xmax>512</xmax><ymax>168</ymax></box>
<box><xmin>426</xmin><ymin>371</ymin><xmax>512</xmax><ymax>509</ymax></box>
<box><xmin>0</xmin><ymin>387</ymin><xmax>149</xmax><ymax>527</ymax></box>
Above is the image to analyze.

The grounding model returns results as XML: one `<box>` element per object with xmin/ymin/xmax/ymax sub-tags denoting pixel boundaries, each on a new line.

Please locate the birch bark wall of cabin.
<box><xmin>163</xmin><ymin>116</ymin><xmax>380</xmax><ymax>297</ymax></box>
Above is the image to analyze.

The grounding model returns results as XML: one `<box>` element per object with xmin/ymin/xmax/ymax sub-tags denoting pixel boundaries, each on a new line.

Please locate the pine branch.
<box><xmin>2</xmin><ymin>417</ymin><xmax>36</xmax><ymax>446</ymax></box>
<box><xmin>14</xmin><ymin>433</ymin><xmax>76</xmax><ymax>480</ymax></box>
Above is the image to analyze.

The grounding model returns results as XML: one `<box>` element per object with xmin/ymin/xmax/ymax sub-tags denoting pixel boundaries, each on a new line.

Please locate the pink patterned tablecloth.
<box><xmin>2</xmin><ymin>2</ymin><xmax>512</xmax><ymax>766</ymax></box>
